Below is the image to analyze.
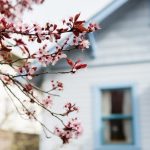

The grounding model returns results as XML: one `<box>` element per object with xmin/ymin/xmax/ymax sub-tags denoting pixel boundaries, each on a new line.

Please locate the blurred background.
<box><xmin>0</xmin><ymin>0</ymin><xmax>150</xmax><ymax>149</ymax></box>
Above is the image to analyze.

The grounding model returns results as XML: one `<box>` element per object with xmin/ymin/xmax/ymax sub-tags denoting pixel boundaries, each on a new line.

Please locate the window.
<box><xmin>101</xmin><ymin>88</ymin><xmax>132</xmax><ymax>144</ymax></box>
<box><xmin>93</xmin><ymin>84</ymin><xmax>140</xmax><ymax>150</ymax></box>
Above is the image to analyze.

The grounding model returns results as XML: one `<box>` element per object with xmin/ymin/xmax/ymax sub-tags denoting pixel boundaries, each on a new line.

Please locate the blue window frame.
<box><xmin>92</xmin><ymin>84</ymin><xmax>141</xmax><ymax>150</ymax></box>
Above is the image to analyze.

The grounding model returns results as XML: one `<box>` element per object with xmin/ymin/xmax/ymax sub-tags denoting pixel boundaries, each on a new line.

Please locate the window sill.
<box><xmin>95</xmin><ymin>145</ymin><xmax>140</xmax><ymax>150</ymax></box>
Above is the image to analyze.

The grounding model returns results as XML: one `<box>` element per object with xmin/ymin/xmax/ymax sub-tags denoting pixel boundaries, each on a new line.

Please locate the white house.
<box><xmin>40</xmin><ymin>0</ymin><xmax>150</xmax><ymax>149</ymax></box>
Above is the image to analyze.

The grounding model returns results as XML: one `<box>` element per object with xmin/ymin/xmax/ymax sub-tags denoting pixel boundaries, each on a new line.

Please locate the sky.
<box><xmin>24</xmin><ymin>0</ymin><xmax>113</xmax><ymax>25</ymax></box>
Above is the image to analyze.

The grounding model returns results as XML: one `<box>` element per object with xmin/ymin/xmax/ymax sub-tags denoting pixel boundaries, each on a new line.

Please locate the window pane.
<box><xmin>103</xmin><ymin>119</ymin><xmax>133</xmax><ymax>144</ymax></box>
<box><xmin>111</xmin><ymin>90</ymin><xmax>124</xmax><ymax>114</ymax></box>
<box><xmin>101</xmin><ymin>88</ymin><xmax>132</xmax><ymax>115</ymax></box>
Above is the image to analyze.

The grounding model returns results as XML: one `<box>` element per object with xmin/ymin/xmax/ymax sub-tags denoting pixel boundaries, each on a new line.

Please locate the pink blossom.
<box><xmin>72</xmin><ymin>35</ymin><xmax>90</xmax><ymax>50</ymax></box>
<box><xmin>24</xmin><ymin>83</ymin><xmax>33</xmax><ymax>93</ymax></box>
<box><xmin>35</xmin><ymin>46</ymin><xmax>51</xmax><ymax>66</ymax></box>
<box><xmin>51</xmin><ymin>51</ymin><xmax>67</xmax><ymax>66</ymax></box>
<box><xmin>34</xmin><ymin>45</ymin><xmax>67</xmax><ymax>66</ymax></box>
<box><xmin>54</xmin><ymin>118</ymin><xmax>83</xmax><ymax>144</ymax></box>
<box><xmin>88</xmin><ymin>23</ymin><xmax>101</xmax><ymax>32</ymax></box>
<box><xmin>51</xmin><ymin>80</ymin><xmax>64</xmax><ymax>91</ymax></box>
<box><xmin>64</xmin><ymin>103</ymin><xmax>79</xmax><ymax>115</ymax></box>
<box><xmin>17</xmin><ymin>63</ymin><xmax>37</xmax><ymax>80</ymax></box>
<box><xmin>42</xmin><ymin>96</ymin><xmax>53</xmax><ymax>108</ymax></box>
<box><xmin>0</xmin><ymin>75</ymin><xmax>12</xmax><ymax>85</ymax></box>
<box><xmin>25</xmin><ymin>110</ymin><xmax>36</xmax><ymax>120</ymax></box>
<box><xmin>79</xmin><ymin>39</ymin><xmax>90</xmax><ymax>49</ymax></box>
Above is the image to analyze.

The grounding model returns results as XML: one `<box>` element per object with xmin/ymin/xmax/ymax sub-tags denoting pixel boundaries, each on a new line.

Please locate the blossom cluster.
<box><xmin>0</xmin><ymin>13</ymin><xmax>98</xmax><ymax>67</ymax></box>
<box><xmin>17</xmin><ymin>63</ymin><xmax>37</xmax><ymax>79</ymax></box>
<box><xmin>0</xmin><ymin>0</ymin><xmax>44</xmax><ymax>19</ymax></box>
<box><xmin>42</xmin><ymin>96</ymin><xmax>53</xmax><ymax>108</ymax></box>
<box><xmin>24</xmin><ymin>83</ymin><xmax>33</xmax><ymax>93</ymax></box>
<box><xmin>54</xmin><ymin>118</ymin><xmax>83</xmax><ymax>144</ymax></box>
<box><xmin>32</xmin><ymin>44</ymin><xmax>67</xmax><ymax>66</ymax></box>
<box><xmin>51</xmin><ymin>80</ymin><xmax>64</xmax><ymax>91</ymax></box>
<box><xmin>0</xmin><ymin>0</ymin><xmax>99</xmax><ymax>144</ymax></box>
<box><xmin>64</xmin><ymin>102</ymin><xmax>79</xmax><ymax>115</ymax></box>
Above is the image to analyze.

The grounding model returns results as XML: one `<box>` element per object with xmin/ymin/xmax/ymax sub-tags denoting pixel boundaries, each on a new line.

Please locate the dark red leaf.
<box><xmin>66</xmin><ymin>58</ymin><xmax>74</xmax><ymax>67</ymax></box>
<box><xmin>54</xmin><ymin>33</ymin><xmax>61</xmax><ymax>39</ymax></box>
<box><xmin>37</xmin><ymin>38</ymin><xmax>42</xmax><ymax>43</ymax></box>
<box><xmin>73</xmin><ymin>24</ymin><xmax>89</xmax><ymax>33</ymax></box>
<box><xmin>74</xmin><ymin>21</ymin><xmax>85</xmax><ymax>25</ymax></box>
<box><xmin>74</xmin><ymin>13</ymin><xmax>80</xmax><ymax>22</ymax></box>
<box><xmin>53</xmin><ymin>24</ymin><xmax>57</xmax><ymax>30</ymax></box>
<box><xmin>75</xmin><ymin>64</ymin><xmax>87</xmax><ymax>70</ymax></box>
<box><xmin>73</xmin><ymin>31</ymin><xmax>79</xmax><ymax>37</ymax></box>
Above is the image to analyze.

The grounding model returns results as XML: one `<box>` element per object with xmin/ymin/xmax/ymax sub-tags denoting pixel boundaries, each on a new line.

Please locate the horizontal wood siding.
<box><xmin>40</xmin><ymin>0</ymin><xmax>150</xmax><ymax>150</ymax></box>
<box><xmin>41</xmin><ymin>63</ymin><xmax>150</xmax><ymax>150</ymax></box>
<box><xmin>93</xmin><ymin>0</ymin><xmax>150</xmax><ymax>66</ymax></box>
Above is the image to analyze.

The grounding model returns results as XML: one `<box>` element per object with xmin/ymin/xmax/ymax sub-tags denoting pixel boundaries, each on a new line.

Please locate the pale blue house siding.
<box><xmin>88</xmin><ymin>0</ymin><xmax>150</xmax><ymax>66</ymax></box>
<box><xmin>40</xmin><ymin>0</ymin><xmax>150</xmax><ymax>150</ymax></box>
<box><xmin>90</xmin><ymin>0</ymin><xmax>150</xmax><ymax>149</ymax></box>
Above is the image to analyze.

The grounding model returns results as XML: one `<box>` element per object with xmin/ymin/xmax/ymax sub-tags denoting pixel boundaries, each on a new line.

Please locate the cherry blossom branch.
<box><xmin>1</xmin><ymin>78</ymin><xmax>55</xmax><ymax>135</ymax></box>
<box><xmin>0</xmin><ymin>73</ymin><xmax>73</xmax><ymax>125</ymax></box>
<box><xmin>0</xmin><ymin>0</ymin><xmax>100</xmax><ymax>143</ymax></box>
